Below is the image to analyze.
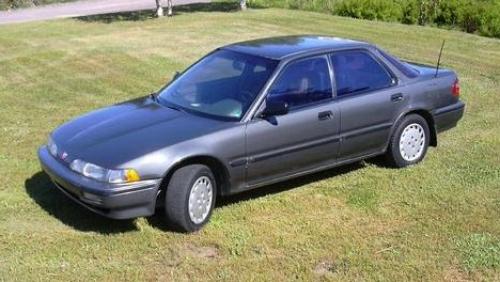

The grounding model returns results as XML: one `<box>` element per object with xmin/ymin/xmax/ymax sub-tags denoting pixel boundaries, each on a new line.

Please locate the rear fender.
<box><xmin>385</xmin><ymin>108</ymin><xmax>437</xmax><ymax>150</ymax></box>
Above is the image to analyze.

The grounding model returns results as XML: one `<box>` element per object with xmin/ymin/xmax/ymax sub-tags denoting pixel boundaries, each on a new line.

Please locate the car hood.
<box><xmin>52</xmin><ymin>96</ymin><xmax>228</xmax><ymax>168</ymax></box>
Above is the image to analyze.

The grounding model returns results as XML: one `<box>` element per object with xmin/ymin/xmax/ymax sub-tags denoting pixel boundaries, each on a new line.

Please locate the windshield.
<box><xmin>158</xmin><ymin>49</ymin><xmax>278</xmax><ymax>120</ymax></box>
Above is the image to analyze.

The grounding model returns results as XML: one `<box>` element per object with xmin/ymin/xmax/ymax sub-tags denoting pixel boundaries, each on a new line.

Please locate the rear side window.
<box><xmin>377</xmin><ymin>48</ymin><xmax>419</xmax><ymax>78</ymax></box>
<box><xmin>330</xmin><ymin>50</ymin><xmax>394</xmax><ymax>97</ymax></box>
<box><xmin>268</xmin><ymin>56</ymin><xmax>332</xmax><ymax>109</ymax></box>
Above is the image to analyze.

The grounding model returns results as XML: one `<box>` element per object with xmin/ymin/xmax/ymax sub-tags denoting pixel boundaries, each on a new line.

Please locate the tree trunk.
<box><xmin>155</xmin><ymin>0</ymin><xmax>164</xmax><ymax>17</ymax></box>
<box><xmin>240</xmin><ymin>0</ymin><xmax>247</xmax><ymax>10</ymax></box>
<box><xmin>418</xmin><ymin>0</ymin><xmax>426</xmax><ymax>26</ymax></box>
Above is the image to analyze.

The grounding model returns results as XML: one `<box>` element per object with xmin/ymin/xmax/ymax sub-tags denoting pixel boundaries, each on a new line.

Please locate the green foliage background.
<box><xmin>0</xmin><ymin>0</ymin><xmax>77</xmax><ymax>10</ymax></box>
<box><xmin>2</xmin><ymin>0</ymin><xmax>499</xmax><ymax>38</ymax></box>
<box><xmin>249</xmin><ymin>0</ymin><xmax>500</xmax><ymax>38</ymax></box>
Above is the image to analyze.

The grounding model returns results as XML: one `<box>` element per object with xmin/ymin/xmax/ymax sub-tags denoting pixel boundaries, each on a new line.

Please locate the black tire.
<box><xmin>164</xmin><ymin>164</ymin><xmax>217</xmax><ymax>233</ymax></box>
<box><xmin>385</xmin><ymin>114</ymin><xmax>430</xmax><ymax>168</ymax></box>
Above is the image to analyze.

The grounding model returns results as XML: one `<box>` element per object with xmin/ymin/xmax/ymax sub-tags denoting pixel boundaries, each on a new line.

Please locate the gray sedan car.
<box><xmin>38</xmin><ymin>36</ymin><xmax>464</xmax><ymax>232</ymax></box>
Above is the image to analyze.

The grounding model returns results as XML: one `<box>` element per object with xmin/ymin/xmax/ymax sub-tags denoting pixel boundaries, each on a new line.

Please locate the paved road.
<box><xmin>0</xmin><ymin>0</ymin><xmax>210</xmax><ymax>25</ymax></box>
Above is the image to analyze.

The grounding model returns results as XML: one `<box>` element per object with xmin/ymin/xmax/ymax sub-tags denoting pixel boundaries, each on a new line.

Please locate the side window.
<box><xmin>330</xmin><ymin>50</ymin><xmax>394</xmax><ymax>97</ymax></box>
<box><xmin>267</xmin><ymin>57</ymin><xmax>332</xmax><ymax>109</ymax></box>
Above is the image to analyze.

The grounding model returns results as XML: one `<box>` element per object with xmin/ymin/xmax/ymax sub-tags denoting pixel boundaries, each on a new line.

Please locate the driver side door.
<box><xmin>245</xmin><ymin>55</ymin><xmax>340</xmax><ymax>188</ymax></box>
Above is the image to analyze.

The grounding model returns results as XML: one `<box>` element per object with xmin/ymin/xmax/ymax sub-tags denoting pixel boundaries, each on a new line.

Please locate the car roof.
<box><xmin>222</xmin><ymin>35</ymin><xmax>371</xmax><ymax>60</ymax></box>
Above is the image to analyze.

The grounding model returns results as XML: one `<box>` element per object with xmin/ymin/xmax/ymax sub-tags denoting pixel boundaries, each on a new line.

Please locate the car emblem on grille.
<box><xmin>60</xmin><ymin>152</ymin><xmax>68</xmax><ymax>160</ymax></box>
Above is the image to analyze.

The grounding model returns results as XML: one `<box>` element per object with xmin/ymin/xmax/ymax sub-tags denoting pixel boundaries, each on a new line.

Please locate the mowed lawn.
<box><xmin>0</xmin><ymin>6</ymin><xmax>499</xmax><ymax>281</ymax></box>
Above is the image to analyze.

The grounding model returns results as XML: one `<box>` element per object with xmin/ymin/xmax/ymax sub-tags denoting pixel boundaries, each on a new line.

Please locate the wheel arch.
<box><xmin>157</xmin><ymin>155</ymin><xmax>230</xmax><ymax>205</ymax></box>
<box><xmin>391</xmin><ymin>108</ymin><xmax>437</xmax><ymax>147</ymax></box>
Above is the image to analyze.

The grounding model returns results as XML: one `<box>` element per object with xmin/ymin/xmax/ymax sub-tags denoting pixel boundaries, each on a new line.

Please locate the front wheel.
<box><xmin>385</xmin><ymin>114</ymin><xmax>430</xmax><ymax>168</ymax></box>
<box><xmin>164</xmin><ymin>164</ymin><xmax>216</xmax><ymax>232</ymax></box>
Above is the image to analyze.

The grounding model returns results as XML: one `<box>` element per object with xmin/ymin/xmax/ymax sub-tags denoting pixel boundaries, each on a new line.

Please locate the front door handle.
<box><xmin>391</xmin><ymin>93</ymin><xmax>404</xmax><ymax>102</ymax></box>
<box><xmin>318</xmin><ymin>111</ymin><xmax>333</xmax><ymax>121</ymax></box>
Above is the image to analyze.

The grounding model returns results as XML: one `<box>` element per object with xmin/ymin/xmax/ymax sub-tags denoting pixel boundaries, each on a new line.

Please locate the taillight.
<box><xmin>451</xmin><ymin>79</ymin><xmax>460</xmax><ymax>97</ymax></box>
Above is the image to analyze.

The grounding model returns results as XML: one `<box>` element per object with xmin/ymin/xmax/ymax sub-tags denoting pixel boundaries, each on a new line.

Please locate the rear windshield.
<box><xmin>378</xmin><ymin>48</ymin><xmax>420</xmax><ymax>78</ymax></box>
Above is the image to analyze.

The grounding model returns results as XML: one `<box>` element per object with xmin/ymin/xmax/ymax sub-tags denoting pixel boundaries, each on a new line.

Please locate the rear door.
<box><xmin>245</xmin><ymin>55</ymin><xmax>340</xmax><ymax>187</ymax></box>
<box><xmin>330</xmin><ymin>49</ymin><xmax>408</xmax><ymax>160</ymax></box>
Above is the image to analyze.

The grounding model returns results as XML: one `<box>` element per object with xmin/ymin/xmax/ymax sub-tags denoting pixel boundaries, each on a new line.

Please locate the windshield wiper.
<box><xmin>152</xmin><ymin>92</ymin><xmax>185</xmax><ymax>113</ymax></box>
<box><xmin>150</xmin><ymin>92</ymin><xmax>158</xmax><ymax>102</ymax></box>
<box><xmin>165</xmin><ymin>104</ymin><xmax>182</xmax><ymax>112</ymax></box>
<box><xmin>161</xmin><ymin>98</ymin><xmax>184</xmax><ymax>112</ymax></box>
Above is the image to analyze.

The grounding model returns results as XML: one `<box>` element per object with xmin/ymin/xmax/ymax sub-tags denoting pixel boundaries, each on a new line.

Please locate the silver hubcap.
<box><xmin>188</xmin><ymin>176</ymin><xmax>213</xmax><ymax>224</ymax></box>
<box><xmin>399</xmin><ymin>123</ymin><xmax>425</xmax><ymax>162</ymax></box>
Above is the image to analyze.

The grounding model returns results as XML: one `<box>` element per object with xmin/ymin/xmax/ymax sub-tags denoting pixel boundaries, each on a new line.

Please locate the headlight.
<box><xmin>70</xmin><ymin>159</ymin><xmax>140</xmax><ymax>184</ymax></box>
<box><xmin>47</xmin><ymin>136</ymin><xmax>58</xmax><ymax>157</ymax></box>
<box><xmin>108</xmin><ymin>169</ymin><xmax>141</xmax><ymax>184</ymax></box>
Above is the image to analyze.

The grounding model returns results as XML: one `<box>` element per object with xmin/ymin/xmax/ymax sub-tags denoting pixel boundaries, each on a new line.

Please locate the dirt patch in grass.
<box><xmin>443</xmin><ymin>265</ymin><xmax>471</xmax><ymax>282</ymax></box>
<box><xmin>313</xmin><ymin>259</ymin><xmax>349</xmax><ymax>276</ymax></box>
<box><xmin>183</xmin><ymin>244</ymin><xmax>220</xmax><ymax>259</ymax></box>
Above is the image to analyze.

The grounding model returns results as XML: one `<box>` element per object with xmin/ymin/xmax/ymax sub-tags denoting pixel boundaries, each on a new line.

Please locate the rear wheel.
<box><xmin>385</xmin><ymin>114</ymin><xmax>430</xmax><ymax>168</ymax></box>
<box><xmin>164</xmin><ymin>164</ymin><xmax>216</xmax><ymax>232</ymax></box>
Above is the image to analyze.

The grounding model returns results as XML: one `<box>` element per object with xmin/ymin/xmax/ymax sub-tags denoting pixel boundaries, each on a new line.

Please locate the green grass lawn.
<box><xmin>0</xmin><ymin>6</ymin><xmax>499</xmax><ymax>281</ymax></box>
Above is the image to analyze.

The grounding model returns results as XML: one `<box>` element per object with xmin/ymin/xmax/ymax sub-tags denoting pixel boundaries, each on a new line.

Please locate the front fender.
<box><xmin>123</xmin><ymin>124</ymin><xmax>246</xmax><ymax>195</ymax></box>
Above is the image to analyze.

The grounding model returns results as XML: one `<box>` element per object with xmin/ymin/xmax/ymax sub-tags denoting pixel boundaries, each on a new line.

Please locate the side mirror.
<box><xmin>261</xmin><ymin>100</ymin><xmax>289</xmax><ymax>117</ymax></box>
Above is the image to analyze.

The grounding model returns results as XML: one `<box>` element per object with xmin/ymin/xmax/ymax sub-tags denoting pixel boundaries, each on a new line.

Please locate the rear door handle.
<box><xmin>391</xmin><ymin>93</ymin><xmax>404</xmax><ymax>102</ymax></box>
<box><xmin>318</xmin><ymin>111</ymin><xmax>333</xmax><ymax>121</ymax></box>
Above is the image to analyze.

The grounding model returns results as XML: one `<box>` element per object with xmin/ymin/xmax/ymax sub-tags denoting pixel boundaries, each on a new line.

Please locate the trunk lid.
<box><xmin>405</xmin><ymin>61</ymin><xmax>454</xmax><ymax>79</ymax></box>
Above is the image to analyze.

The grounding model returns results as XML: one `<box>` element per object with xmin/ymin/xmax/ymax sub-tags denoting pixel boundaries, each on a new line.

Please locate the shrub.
<box><xmin>400</xmin><ymin>0</ymin><xmax>419</xmax><ymax>25</ymax></box>
<box><xmin>0</xmin><ymin>0</ymin><xmax>78</xmax><ymax>9</ymax></box>
<box><xmin>479</xmin><ymin>2</ymin><xmax>500</xmax><ymax>38</ymax></box>
<box><xmin>3</xmin><ymin>0</ymin><xmax>500</xmax><ymax>39</ymax></box>
<box><xmin>435</xmin><ymin>0</ymin><xmax>464</xmax><ymax>27</ymax></box>
<box><xmin>250</xmin><ymin>0</ymin><xmax>500</xmax><ymax>39</ymax></box>
<box><xmin>334</xmin><ymin>0</ymin><xmax>402</xmax><ymax>22</ymax></box>
<box><xmin>0</xmin><ymin>0</ymin><xmax>30</xmax><ymax>9</ymax></box>
<box><xmin>459</xmin><ymin>1</ymin><xmax>484</xmax><ymax>33</ymax></box>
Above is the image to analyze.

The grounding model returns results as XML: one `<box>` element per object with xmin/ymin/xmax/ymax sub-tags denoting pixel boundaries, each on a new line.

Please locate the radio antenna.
<box><xmin>435</xmin><ymin>40</ymin><xmax>445</xmax><ymax>78</ymax></box>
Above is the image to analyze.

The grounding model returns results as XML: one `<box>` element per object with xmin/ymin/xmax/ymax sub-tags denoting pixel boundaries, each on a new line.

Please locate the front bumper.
<box><xmin>434</xmin><ymin>101</ymin><xmax>465</xmax><ymax>133</ymax></box>
<box><xmin>38</xmin><ymin>146</ymin><xmax>161</xmax><ymax>219</ymax></box>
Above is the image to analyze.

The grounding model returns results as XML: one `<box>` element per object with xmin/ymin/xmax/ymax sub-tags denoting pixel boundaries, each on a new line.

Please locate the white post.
<box><xmin>155</xmin><ymin>0</ymin><xmax>164</xmax><ymax>17</ymax></box>
<box><xmin>167</xmin><ymin>0</ymin><xmax>173</xmax><ymax>16</ymax></box>
<box><xmin>240</xmin><ymin>0</ymin><xmax>247</xmax><ymax>10</ymax></box>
